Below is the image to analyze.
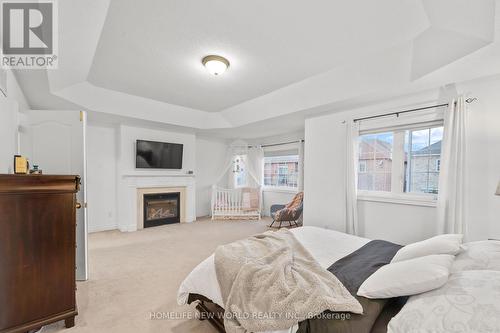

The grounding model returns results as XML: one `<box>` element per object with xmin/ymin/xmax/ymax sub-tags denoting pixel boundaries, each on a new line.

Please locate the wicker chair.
<box><xmin>269</xmin><ymin>192</ymin><xmax>303</xmax><ymax>228</ymax></box>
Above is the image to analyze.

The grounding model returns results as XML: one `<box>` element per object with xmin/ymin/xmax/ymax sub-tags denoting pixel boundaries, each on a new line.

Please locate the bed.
<box><xmin>178</xmin><ymin>227</ymin><xmax>405</xmax><ymax>333</ymax></box>
<box><xmin>177</xmin><ymin>227</ymin><xmax>500</xmax><ymax>333</ymax></box>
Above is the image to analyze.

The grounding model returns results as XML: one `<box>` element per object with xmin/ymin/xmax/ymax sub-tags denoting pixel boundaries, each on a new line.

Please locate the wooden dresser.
<box><xmin>0</xmin><ymin>175</ymin><xmax>80</xmax><ymax>333</ymax></box>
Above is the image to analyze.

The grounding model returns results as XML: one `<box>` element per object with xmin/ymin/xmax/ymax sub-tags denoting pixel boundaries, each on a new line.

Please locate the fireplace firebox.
<box><xmin>143</xmin><ymin>192</ymin><xmax>180</xmax><ymax>228</ymax></box>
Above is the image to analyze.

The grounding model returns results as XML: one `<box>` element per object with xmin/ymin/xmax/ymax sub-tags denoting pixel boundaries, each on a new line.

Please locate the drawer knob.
<box><xmin>76</xmin><ymin>202</ymin><xmax>82</xmax><ymax>209</ymax></box>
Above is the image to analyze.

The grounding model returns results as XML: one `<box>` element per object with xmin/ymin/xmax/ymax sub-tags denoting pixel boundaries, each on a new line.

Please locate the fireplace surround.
<box><xmin>135</xmin><ymin>186</ymin><xmax>189</xmax><ymax>230</ymax></box>
<box><xmin>119</xmin><ymin>174</ymin><xmax>195</xmax><ymax>232</ymax></box>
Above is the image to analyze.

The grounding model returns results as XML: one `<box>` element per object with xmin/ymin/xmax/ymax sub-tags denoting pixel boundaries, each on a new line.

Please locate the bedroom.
<box><xmin>0</xmin><ymin>0</ymin><xmax>500</xmax><ymax>332</ymax></box>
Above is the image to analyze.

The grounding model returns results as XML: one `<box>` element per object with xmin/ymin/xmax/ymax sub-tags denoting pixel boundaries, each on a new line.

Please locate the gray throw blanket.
<box><xmin>297</xmin><ymin>240</ymin><xmax>403</xmax><ymax>333</ymax></box>
<box><xmin>214</xmin><ymin>229</ymin><xmax>363</xmax><ymax>333</ymax></box>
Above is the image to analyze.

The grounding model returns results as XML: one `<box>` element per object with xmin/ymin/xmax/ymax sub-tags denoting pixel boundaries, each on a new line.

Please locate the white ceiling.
<box><xmin>14</xmin><ymin>0</ymin><xmax>500</xmax><ymax>138</ymax></box>
<box><xmin>87</xmin><ymin>0</ymin><xmax>427</xmax><ymax>112</ymax></box>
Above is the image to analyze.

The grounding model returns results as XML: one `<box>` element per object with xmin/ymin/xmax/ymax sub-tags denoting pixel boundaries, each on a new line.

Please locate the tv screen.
<box><xmin>136</xmin><ymin>140</ymin><xmax>183</xmax><ymax>169</ymax></box>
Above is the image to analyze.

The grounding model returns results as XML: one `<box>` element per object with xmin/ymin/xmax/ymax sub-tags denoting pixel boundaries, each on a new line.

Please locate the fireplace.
<box><xmin>143</xmin><ymin>192</ymin><xmax>180</xmax><ymax>228</ymax></box>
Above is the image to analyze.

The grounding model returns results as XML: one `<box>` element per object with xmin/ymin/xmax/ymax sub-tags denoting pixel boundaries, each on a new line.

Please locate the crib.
<box><xmin>211</xmin><ymin>185</ymin><xmax>262</xmax><ymax>220</ymax></box>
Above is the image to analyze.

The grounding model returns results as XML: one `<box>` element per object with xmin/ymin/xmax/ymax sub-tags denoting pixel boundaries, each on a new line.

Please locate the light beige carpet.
<box><xmin>43</xmin><ymin>217</ymin><xmax>283</xmax><ymax>333</ymax></box>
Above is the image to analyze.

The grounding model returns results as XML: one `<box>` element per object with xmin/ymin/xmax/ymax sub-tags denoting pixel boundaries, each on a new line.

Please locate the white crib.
<box><xmin>211</xmin><ymin>185</ymin><xmax>261</xmax><ymax>220</ymax></box>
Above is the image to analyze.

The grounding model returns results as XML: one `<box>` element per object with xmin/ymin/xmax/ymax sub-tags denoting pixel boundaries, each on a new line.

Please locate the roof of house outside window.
<box><xmin>359</xmin><ymin>139</ymin><xmax>392</xmax><ymax>160</ymax></box>
<box><xmin>413</xmin><ymin>141</ymin><xmax>442</xmax><ymax>155</ymax></box>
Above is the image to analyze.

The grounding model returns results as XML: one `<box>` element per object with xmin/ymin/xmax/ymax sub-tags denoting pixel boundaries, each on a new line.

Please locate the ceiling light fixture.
<box><xmin>202</xmin><ymin>55</ymin><xmax>230</xmax><ymax>75</ymax></box>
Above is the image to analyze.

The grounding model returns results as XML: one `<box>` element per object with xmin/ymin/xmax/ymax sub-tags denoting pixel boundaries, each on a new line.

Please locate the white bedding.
<box><xmin>177</xmin><ymin>226</ymin><xmax>369</xmax><ymax>333</ymax></box>
<box><xmin>388</xmin><ymin>270</ymin><xmax>500</xmax><ymax>333</ymax></box>
<box><xmin>388</xmin><ymin>240</ymin><xmax>500</xmax><ymax>333</ymax></box>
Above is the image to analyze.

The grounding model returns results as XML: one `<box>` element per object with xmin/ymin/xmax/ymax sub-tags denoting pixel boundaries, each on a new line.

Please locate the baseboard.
<box><xmin>89</xmin><ymin>224</ymin><xmax>118</xmax><ymax>233</ymax></box>
<box><xmin>119</xmin><ymin>224</ymin><xmax>138</xmax><ymax>232</ymax></box>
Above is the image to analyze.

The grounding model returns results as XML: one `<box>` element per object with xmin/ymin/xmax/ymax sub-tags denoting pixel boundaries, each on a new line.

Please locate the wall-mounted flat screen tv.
<box><xmin>136</xmin><ymin>140</ymin><xmax>183</xmax><ymax>169</ymax></box>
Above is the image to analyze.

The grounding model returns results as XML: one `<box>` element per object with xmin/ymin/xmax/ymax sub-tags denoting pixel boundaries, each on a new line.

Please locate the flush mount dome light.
<box><xmin>202</xmin><ymin>55</ymin><xmax>230</xmax><ymax>75</ymax></box>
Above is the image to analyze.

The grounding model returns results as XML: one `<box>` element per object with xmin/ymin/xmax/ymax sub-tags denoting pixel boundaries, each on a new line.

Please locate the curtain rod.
<box><xmin>353</xmin><ymin>97</ymin><xmax>477</xmax><ymax>123</ymax></box>
<box><xmin>248</xmin><ymin>139</ymin><xmax>304</xmax><ymax>149</ymax></box>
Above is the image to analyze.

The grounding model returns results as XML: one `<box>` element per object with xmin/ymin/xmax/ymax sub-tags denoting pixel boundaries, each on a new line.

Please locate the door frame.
<box><xmin>81</xmin><ymin>111</ymin><xmax>89</xmax><ymax>281</ymax></box>
<box><xmin>19</xmin><ymin>109</ymin><xmax>89</xmax><ymax>281</ymax></box>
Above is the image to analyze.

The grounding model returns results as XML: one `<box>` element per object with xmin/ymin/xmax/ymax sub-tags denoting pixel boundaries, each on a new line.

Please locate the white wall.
<box><xmin>84</xmin><ymin>121</ymin><xmax>238</xmax><ymax>229</ymax></box>
<box><xmin>0</xmin><ymin>71</ymin><xmax>30</xmax><ymax>173</ymax></box>
<box><xmin>86</xmin><ymin>123</ymin><xmax>118</xmax><ymax>232</ymax></box>
<box><xmin>85</xmin><ymin>122</ymin><xmax>200</xmax><ymax>232</ymax></box>
<box><xmin>456</xmin><ymin>76</ymin><xmax>500</xmax><ymax>241</ymax></box>
<box><xmin>117</xmin><ymin>125</ymin><xmax>196</xmax><ymax>176</ymax></box>
<box><xmin>357</xmin><ymin>200</ymin><xmax>437</xmax><ymax>244</ymax></box>
<box><xmin>0</xmin><ymin>98</ymin><xmax>18</xmax><ymax>173</ymax></box>
<box><xmin>6</xmin><ymin>71</ymin><xmax>29</xmax><ymax>112</ymax></box>
<box><xmin>116</xmin><ymin>124</ymin><xmax>198</xmax><ymax>230</ymax></box>
<box><xmin>304</xmin><ymin>113</ymin><xmax>349</xmax><ymax>230</ymax></box>
<box><xmin>195</xmin><ymin>137</ymin><xmax>228</xmax><ymax>217</ymax></box>
<box><xmin>304</xmin><ymin>79</ymin><xmax>500</xmax><ymax>244</ymax></box>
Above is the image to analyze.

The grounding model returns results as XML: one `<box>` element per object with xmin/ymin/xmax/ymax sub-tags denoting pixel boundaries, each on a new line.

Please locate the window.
<box><xmin>358</xmin><ymin>132</ymin><xmax>393</xmax><ymax>192</ymax></box>
<box><xmin>233</xmin><ymin>155</ymin><xmax>247</xmax><ymax>187</ymax></box>
<box><xmin>357</xmin><ymin>124</ymin><xmax>443</xmax><ymax>198</ymax></box>
<box><xmin>264</xmin><ymin>155</ymin><xmax>299</xmax><ymax>188</ymax></box>
<box><xmin>359</xmin><ymin>161</ymin><xmax>367</xmax><ymax>173</ymax></box>
<box><xmin>405</xmin><ymin>127</ymin><xmax>443</xmax><ymax>194</ymax></box>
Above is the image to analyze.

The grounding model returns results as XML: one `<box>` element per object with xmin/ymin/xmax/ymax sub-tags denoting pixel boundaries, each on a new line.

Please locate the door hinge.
<box><xmin>79</xmin><ymin>111</ymin><xmax>83</xmax><ymax>122</ymax></box>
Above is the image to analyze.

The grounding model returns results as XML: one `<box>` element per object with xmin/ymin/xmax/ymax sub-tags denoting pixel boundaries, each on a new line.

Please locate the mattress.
<box><xmin>177</xmin><ymin>226</ymin><xmax>370</xmax><ymax>333</ymax></box>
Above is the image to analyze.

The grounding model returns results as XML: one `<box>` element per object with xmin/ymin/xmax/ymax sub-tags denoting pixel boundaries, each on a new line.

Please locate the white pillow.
<box><xmin>357</xmin><ymin>254</ymin><xmax>454</xmax><ymax>299</ymax></box>
<box><xmin>391</xmin><ymin>234</ymin><xmax>463</xmax><ymax>263</ymax></box>
<box><xmin>388</xmin><ymin>270</ymin><xmax>500</xmax><ymax>333</ymax></box>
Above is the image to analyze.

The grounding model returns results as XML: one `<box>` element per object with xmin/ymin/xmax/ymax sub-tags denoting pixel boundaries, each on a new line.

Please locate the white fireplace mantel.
<box><xmin>117</xmin><ymin>174</ymin><xmax>196</xmax><ymax>232</ymax></box>
<box><xmin>122</xmin><ymin>173</ymin><xmax>195</xmax><ymax>178</ymax></box>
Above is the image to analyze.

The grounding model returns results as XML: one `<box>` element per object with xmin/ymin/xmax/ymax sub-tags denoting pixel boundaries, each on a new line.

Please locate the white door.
<box><xmin>20</xmin><ymin>110</ymin><xmax>88</xmax><ymax>280</ymax></box>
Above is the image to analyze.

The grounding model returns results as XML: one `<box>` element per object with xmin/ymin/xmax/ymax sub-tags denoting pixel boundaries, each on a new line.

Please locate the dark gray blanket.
<box><xmin>297</xmin><ymin>240</ymin><xmax>402</xmax><ymax>333</ymax></box>
<box><xmin>327</xmin><ymin>240</ymin><xmax>402</xmax><ymax>294</ymax></box>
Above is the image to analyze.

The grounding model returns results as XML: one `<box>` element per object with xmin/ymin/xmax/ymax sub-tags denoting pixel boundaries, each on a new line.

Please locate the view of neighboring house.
<box><xmin>358</xmin><ymin>137</ymin><xmax>442</xmax><ymax>194</ymax></box>
<box><xmin>407</xmin><ymin>140</ymin><xmax>441</xmax><ymax>194</ymax></box>
<box><xmin>263</xmin><ymin>155</ymin><xmax>299</xmax><ymax>188</ymax></box>
<box><xmin>358</xmin><ymin>138</ymin><xmax>393</xmax><ymax>192</ymax></box>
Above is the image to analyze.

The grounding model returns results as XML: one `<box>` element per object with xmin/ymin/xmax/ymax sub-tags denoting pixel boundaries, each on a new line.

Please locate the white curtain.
<box><xmin>437</xmin><ymin>96</ymin><xmax>468</xmax><ymax>235</ymax></box>
<box><xmin>215</xmin><ymin>141</ymin><xmax>247</xmax><ymax>189</ymax></box>
<box><xmin>346</xmin><ymin>121</ymin><xmax>360</xmax><ymax>235</ymax></box>
<box><xmin>298</xmin><ymin>141</ymin><xmax>305</xmax><ymax>191</ymax></box>
<box><xmin>247</xmin><ymin>146</ymin><xmax>264</xmax><ymax>187</ymax></box>
<box><xmin>215</xmin><ymin>141</ymin><xmax>263</xmax><ymax>189</ymax></box>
